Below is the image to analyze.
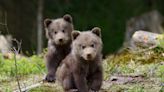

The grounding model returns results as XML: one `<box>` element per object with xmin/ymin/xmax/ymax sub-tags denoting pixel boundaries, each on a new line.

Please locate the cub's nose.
<box><xmin>59</xmin><ymin>39</ymin><xmax>63</xmax><ymax>42</ymax></box>
<box><xmin>87</xmin><ymin>54</ymin><xmax>92</xmax><ymax>59</ymax></box>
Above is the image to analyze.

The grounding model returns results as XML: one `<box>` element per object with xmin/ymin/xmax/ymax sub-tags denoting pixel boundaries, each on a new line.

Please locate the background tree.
<box><xmin>37</xmin><ymin>0</ymin><xmax>44</xmax><ymax>54</ymax></box>
<box><xmin>0</xmin><ymin>0</ymin><xmax>164</xmax><ymax>56</ymax></box>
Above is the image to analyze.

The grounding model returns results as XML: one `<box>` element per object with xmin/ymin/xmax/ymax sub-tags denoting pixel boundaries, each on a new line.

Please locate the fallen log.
<box><xmin>13</xmin><ymin>82</ymin><xmax>42</xmax><ymax>92</ymax></box>
<box><xmin>131</xmin><ymin>30</ymin><xmax>163</xmax><ymax>48</ymax></box>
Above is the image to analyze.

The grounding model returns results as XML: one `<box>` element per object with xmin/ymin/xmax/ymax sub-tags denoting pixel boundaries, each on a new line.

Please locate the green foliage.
<box><xmin>0</xmin><ymin>47</ymin><xmax>164</xmax><ymax>91</ymax></box>
<box><xmin>29</xmin><ymin>85</ymin><xmax>63</xmax><ymax>92</ymax></box>
<box><xmin>0</xmin><ymin>54</ymin><xmax>45</xmax><ymax>81</ymax></box>
<box><xmin>157</xmin><ymin>34</ymin><xmax>164</xmax><ymax>49</ymax></box>
<box><xmin>127</xmin><ymin>86</ymin><xmax>144</xmax><ymax>92</ymax></box>
<box><xmin>156</xmin><ymin>65</ymin><xmax>164</xmax><ymax>79</ymax></box>
<box><xmin>160</xmin><ymin>86</ymin><xmax>164</xmax><ymax>92</ymax></box>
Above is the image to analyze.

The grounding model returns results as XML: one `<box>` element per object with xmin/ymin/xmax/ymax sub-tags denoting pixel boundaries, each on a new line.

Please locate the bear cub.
<box><xmin>44</xmin><ymin>14</ymin><xmax>74</xmax><ymax>82</ymax></box>
<box><xmin>57</xmin><ymin>27</ymin><xmax>103</xmax><ymax>92</ymax></box>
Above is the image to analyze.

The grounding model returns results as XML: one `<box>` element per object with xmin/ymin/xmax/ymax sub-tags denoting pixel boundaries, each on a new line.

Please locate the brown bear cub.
<box><xmin>57</xmin><ymin>27</ymin><xmax>103</xmax><ymax>92</ymax></box>
<box><xmin>44</xmin><ymin>14</ymin><xmax>74</xmax><ymax>82</ymax></box>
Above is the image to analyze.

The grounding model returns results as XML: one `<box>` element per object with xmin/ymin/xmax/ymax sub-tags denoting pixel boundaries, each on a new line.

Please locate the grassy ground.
<box><xmin>102</xmin><ymin>48</ymin><xmax>164</xmax><ymax>92</ymax></box>
<box><xmin>0</xmin><ymin>48</ymin><xmax>164</xmax><ymax>92</ymax></box>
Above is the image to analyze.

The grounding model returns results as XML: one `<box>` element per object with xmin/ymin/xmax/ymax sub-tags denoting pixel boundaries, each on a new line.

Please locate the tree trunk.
<box><xmin>37</xmin><ymin>0</ymin><xmax>44</xmax><ymax>54</ymax></box>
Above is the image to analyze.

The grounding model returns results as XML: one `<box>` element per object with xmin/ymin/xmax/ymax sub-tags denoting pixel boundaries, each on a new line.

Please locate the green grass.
<box><xmin>0</xmin><ymin>53</ymin><xmax>46</xmax><ymax>91</ymax></box>
<box><xmin>102</xmin><ymin>48</ymin><xmax>164</xmax><ymax>92</ymax></box>
<box><xmin>0</xmin><ymin>54</ymin><xmax>45</xmax><ymax>79</ymax></box>
<box><xmin>0</xmin><ymin>47</ymin><xmax>164</xmax><ymax>92</ymax></box>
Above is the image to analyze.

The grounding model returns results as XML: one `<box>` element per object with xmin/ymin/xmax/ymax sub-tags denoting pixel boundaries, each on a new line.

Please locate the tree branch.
<box><xmin>12</xmin><ymin>39</ymin><xmax>22</xmax><ymax>92</ymax></box>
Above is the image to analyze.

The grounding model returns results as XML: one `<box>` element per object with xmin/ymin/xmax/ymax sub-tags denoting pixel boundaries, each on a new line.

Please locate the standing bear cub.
<box><xmin>57</xmin><ymin>27</ymin><xmax>103</xmax><ymax>92</ymax></box>
<box><xmin>44</xmin><ymin>14</ymin><xmax>74</xmax><ymax>82</ymax></box>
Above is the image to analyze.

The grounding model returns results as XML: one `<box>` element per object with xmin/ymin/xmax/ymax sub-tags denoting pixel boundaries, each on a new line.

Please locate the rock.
<box><xmin>131</xmin><ymin>30</ymin><xmax>160</xmax><ymax>48</ymax></box>
<box><xmin>124</xmin><ymin>10</ymin><xmax>164</xmax><ymax>47</ymax></box>
<box><xmin>0</xmin><ymin>34</ymin><xmax>12</xmax><ymax>54</ymax></box>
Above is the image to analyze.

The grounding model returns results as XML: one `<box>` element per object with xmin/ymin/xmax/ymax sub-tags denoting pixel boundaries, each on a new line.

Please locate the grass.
<box><xmin>0</xmin><ymin>54</ymin><xmax>45</xmax><ymax>78</ymax></box>
<box><xmin>0</xmin><ymin>53</ymin><xmax>46</xmax><ymax>91</ymax></box>
<box><xmin>103</xmin><ymin>47</ymin><xmax>164</xmax><ymax>92</ymax></box>
<box><xmin>0</xmin><ymin>47</ymin><xmax>164</xmax><ymax>92</ymax></box>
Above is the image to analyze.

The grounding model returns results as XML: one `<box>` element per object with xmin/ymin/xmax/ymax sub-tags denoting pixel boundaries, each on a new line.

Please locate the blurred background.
<box><xmin>0</xmin><ymin>0</ymin><xmax>164</xmax><ymax>56</ymax></box>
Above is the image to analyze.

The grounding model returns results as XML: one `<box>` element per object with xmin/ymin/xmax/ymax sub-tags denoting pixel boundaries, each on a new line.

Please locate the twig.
<box><xmin>13</xmin><ymin>50</ymin><xmax>21</xmax><ymax>92</ymax></box>
<box><xmin>1</xmin><ymin>11</ymin><xmax>22</xmax><ymax>91</ymax></box>
<box><xmin>13</xmin><ymin>81</ymin><xmax>43</xmax><ymax>92</ymax></box>
<box><xmin>12</xmin><ymin>40</ymin><xmax>22</xmax><ymax>92</ymax></box>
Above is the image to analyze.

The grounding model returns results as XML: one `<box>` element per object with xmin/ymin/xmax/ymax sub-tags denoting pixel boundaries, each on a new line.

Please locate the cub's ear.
<box><xmin>91</xmin><ymin>27</ymin><xmax>101</xmax><ymax>37</ymax></box>
<box><xmin>63</xmin><ymin>14</ymin><xmax>72</xmax><ymax>23</ymax></box>
<box><xmin>72</xmin><ymin>31</ymin><xmax>80</xmax><ymax>40</ymax></box>
<box><xmin>44</xmin><ymin>18</ymin><xmax>52</xmax><ymax>28</ymax></box>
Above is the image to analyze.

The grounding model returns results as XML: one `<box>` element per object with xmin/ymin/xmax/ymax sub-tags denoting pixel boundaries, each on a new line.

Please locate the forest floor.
<box><xmin>0</xmin><ymin>48</ymin><xmax>164</xmax><ymax>92</ymax></box>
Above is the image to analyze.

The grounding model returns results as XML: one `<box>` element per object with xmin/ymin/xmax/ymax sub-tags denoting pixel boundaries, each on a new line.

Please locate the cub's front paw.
<box><xmin>44</xmin><ymin>74</ymin><xmax>56</xmax><ymax>82</ymax></box>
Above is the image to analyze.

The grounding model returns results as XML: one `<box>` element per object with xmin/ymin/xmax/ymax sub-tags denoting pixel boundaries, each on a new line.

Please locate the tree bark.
<box><xmin>37</xmin><ymin>0</ymin><xmax>44</xmax><ymax>54</ymax></box>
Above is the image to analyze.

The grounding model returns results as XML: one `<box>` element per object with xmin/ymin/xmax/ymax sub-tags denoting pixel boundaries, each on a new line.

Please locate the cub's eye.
<box><xmin>81</xmin><ymin>45</ymin><xmax>86</xmax><ymax>49</ymax></box>
<box><xmin>91</xmin><ymin>44</ymin><xmax>95</xmax><ymax>48</ymax></box>
<box><xmin>54</xmin><ymin>31</ymin><xmax>57</xmax><ymax>34</ymax></box>
<box><xmin>62</xmin><ymin>30</ymin><xmax>65</xmax><ymax>33</ymax></box>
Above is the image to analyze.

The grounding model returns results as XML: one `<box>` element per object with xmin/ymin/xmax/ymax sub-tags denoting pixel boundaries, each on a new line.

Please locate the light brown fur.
<box><xmin>57</xmin><ymin>27</ymin><xmax>103</xmax><ymax>92</ymax></box>
<box><xmin>44</xmin><ymin>14</ymin><xmax>74</xmax><ymax>82</ymax></box>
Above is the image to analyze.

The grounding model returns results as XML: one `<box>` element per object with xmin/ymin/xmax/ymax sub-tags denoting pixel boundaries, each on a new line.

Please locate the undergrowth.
<box><xmin>0</xmin><ymin>47</ymin><xmax>163</xmax><ymax>92</ymax></box>
<box><xmin>103</xmin><ymin>47</ymin><xmax>164</xmax><ymax>92</ymax></box>
<box><xmin>0</xmin><ymin>54</ymin><xmax>45</xmax><ymax>82</ymax></box>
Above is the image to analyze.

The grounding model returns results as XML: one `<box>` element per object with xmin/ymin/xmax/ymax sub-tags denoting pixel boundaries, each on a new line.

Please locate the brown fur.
<box><xmin>57</xmin><ymin>27</ymin><xmax>103</xmax><ymax>92</ymax></box>
<box><xmin>44</xmin><ymin>14</ymin><xmax>74</xmax><ymax>82</ymax></box>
